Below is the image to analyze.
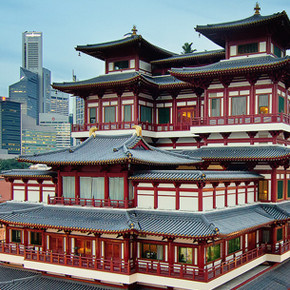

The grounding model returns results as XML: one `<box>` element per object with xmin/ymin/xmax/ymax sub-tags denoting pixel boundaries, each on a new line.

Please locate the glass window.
<box><xmin>238</xmin><ymin>43</ymin><xmax>258</xmax><ymax>54</ymax></box>
<box><xmin>231</xmin><ymin>96</ymin><xmax>246</xmax><ymax>115</ymax></box>
<box><xmin>62</xmin><ymin>176</ymin><xmax>75</xmax><ymax>198</ymax></box>
<box><xmin>89</xmin><ymin>107</ymin><xmax>96</xmax><ymax>124</ymax></box>
<box><xmin>262</xmin><ymin>230</ymin><xmax>270</xmax><ymax>243</ymax></box>
<box><xmin>114</xmin><ymin>60</ymin><xmax>129</xmax><ymax>70</ymax></box>
<box><xmin>211</xmin><ymin>98</ymin><xmax>221</xmax><ymax>117</ymax></box>
<box><xmin>277</xmin><ymin>228</ymin><xmax>283</xmax><ymax>241</ymax></box>
<box><xmin>30</xmin><ymin>232</ymin><xmax>42</xmax><ymax>245</ymax></box>
<box><xmin>140</xmin><ymin>106</ymin><xmax>152</xmax><ymax>123</ymax></box>
<box><xmin>124</xmin><ymin>105</ymin><xmax>132</xmax><ymax>122</ymax></box>
<box><xmin>258</xmin><ymin>180</ymin><xmax>268</xmax><ymax>201</ymax></box>
<box><xmin>277</xmin><ymin>180</ymin><xmax>284</xmax><ymax>199</ymax></box>
<box><xmin>179</xmin><ymin>247</ymin><xmax>193</xmax><ymax>264</ymax></box>
<box><xmin>11</xmin><ymin>230</ymin><xmax>21</xmax><ymax>243</ymax></box>
<box><xmin>206</xmin><ymin>244</ymin><xmax>221</xmax><ymax>262</ymax></box>
<box><xmin>258</xmin><ymin>95</ymin><xmax>269</xmax><ymax>114</ymax></box>
<box><xmin>158</xmin><ymin>108</ymin><xmax>170</xmax><ymax>124</ymax></box>
<box><xmin>228</xmin><ymin>237</ymin><xmax>240</xmax><ymax>254</ymax></box>
<box><xmin>274</xmin><ymin>45</ymin><xmax>282</xmax><ymax>58</ymax></box>
<box><xmin>80</xmin><ymin>177</ymin><xmax>104</xmax><ymax>200</ymax></box>
<box><xmin>141</xmin><ymin>243</ymin><xmax>163</xmax><ymax>260</ymax></box>
<box><xmin>279</xmin><ymin>96</ymin><xmax>285</xmax><ymax>113</ymax></box>
<box><xmin>104</xmin><ymin>106</ymin><xmax>116</xmax><ymax>123</ymax></box>
<box><xmin>109</xmin><ymin>177</ymin><xmax>124</xmax><ymax>200</ymax></box>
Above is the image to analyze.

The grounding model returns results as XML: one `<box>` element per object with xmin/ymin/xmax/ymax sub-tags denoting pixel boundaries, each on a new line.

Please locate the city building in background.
<box><xmin>50</xmin><ymin>88</ymin><xmax>69</xmax><ymax>116</ymax></box>
<box><xmin>0</xmin><ymin>97</ymin><xmax>21</xmax><ymax>155</ymax></box>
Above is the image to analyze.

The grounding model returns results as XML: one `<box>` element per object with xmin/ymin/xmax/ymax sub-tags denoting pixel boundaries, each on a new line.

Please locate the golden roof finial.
<box><xmin>254</xmin><ymin>2</ymin><xmax>260</xmax><ymax>15</ymax></box>
<box><xmin>132</xmin><ymin>25</ymin><xmax>137</xmax><ymax>36</ymax></box>
<box><xmin>132</xmin><ymin>125</ymin><xmax>142</xmax><ymax>137</ymax></box>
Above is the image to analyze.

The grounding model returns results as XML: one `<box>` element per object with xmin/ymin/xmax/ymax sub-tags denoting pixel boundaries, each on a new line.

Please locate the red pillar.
<box><xmin>23</xmin><ymin>179</ymin><xmax>28</xmax><ymax>201</ymax></box>
<box><xmin>134</xmin><ymin>93</ymin><xmax>139</xmax><ymax>124</ymax></box>
<box><xmin>123</xmin><ymin>235</ymin><xmax>130</xmax><ymax>265</ymax></box>
<box><xmin>197</xmin><ymin>241</ymin><xmax>206</xmax><ymax>272</ymax></box>
<box><xmin>245</xmin><ymin>181</ymin><xmax>250</xmax><ymax>204</ymax></box>
<box><xmin>9</xmin><ymin>179</ymin><xmax>14</xmax><ymax>200</ymax></box>
<box><xmin>168</xmin><ymin>238</ymin><xmax>174</xmax><ymax>267</ymax></box>
<box><xmin>133</xmin><ymin>181</ymin><xmax>139</xmax><ymax>207</ymax></box>
<box><xmin>57</xmin><ymin>172</ymin><xmax>62</xmax><ymax>198</ymax></box>
<box><xmin>104</xmin><ymin>174</ymin><xmax>109</xmax><ymax>201</ymax></box>
<box><xmin>224</xmin><ymin>182</ymin><xmax>230</xmax><ymax>208</ymax></box>
<box><xmin>172</xmin><ymin>94</ymin><xmax>177</xmax><ymax>127</ymax></box>
<box><xmin>212</xmin><ymin>182</ymin><xmax>218</xmax><ymax>209</ymax></box>
<box><xmin>117</xmin><ymin>93</ymin><xmax>122</xmax><ymax>125</ymax></box>
<box><xmin>84</xmin><ymin>98</ymin><xmax>88</xmax><ymax>125</ymax></box>
<box><xmin>123</xmin><ymin>173</ymin><xmax>129</xmax><ymax>208</ymax></box>
<box><xmin>235</xmin><ymin>182</ymin><xmax>240</xmax><ymax>205</ymax></box>
<box><xmin>270</xmin><ymin>164</ymin><xmax>278</xmax><ymax>202</ymax></box>
<box><xmin>174</xmin><ymin>182</ymin><xmax>180</xmax><ymax>210</ymax></box>
<box><xmin>74</xmin><ymin>171</ymin><xmax>80</xmax><ymax>200</ymax></box>
<box><xmin>198</xmin><ymin>182</ymin><xmax>204</xmax><ymax>212</ymax></box>
<box><xmin>153</xmin><ymin>182</ymin><xmax>159</xmax><ymax>209</ymax></box>
<box><xmin>98</xmin><ymin>97</ymin><xmax>103</xmax><ymax>127</ymax></box>
<box><xmin>254</xmin><ymin>181</ymin><xmax>258</xmax><ymax>202</ymax></box>
<box><xmin>38</xmin><ymin>180</ymin><xmax>43</xmax><ymax>202</ymax></box>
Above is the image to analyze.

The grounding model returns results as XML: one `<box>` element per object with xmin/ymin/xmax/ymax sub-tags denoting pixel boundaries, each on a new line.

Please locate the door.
<box><xmin>248</xmin><ymin>232</ymin><xmax>256</xmax><ymax>250</ymax></box>
<box><xmin>49</xmin><ymin>236</ymin><xmax>64</xmax><ymax>253</ymax></box>
<box><xmin>104</xmin><ymin>242</ymin><xmax>121</xmax><ymax>260</ymax></box>
<box><xmin>177</xmin><ymin>107</ymin><xmax>196</xmax><ymax>125</ymax></box>
<box><xmin>75</xmin><ymin>239</ymin><xmax>92</xmax><ymax>257</ymax></box>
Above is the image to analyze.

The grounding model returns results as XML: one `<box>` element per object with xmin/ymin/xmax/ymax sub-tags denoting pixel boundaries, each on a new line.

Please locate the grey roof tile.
<box><xmin>1</xmin><ymin>169</ymin><xmax>57</xmax><ymax>178</ymax></box>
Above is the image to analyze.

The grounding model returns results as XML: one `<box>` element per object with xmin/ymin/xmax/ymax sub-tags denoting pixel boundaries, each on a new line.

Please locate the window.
<box><xmin>158</xmin><ymin>108</ymin><xmax>170</xmax><ymax>124</ymax></box>
<box><xmin>140</xmin><ymin>106</ymin><xmax>152</xmax><ymax>123</ymax></box>
<box><xmin>279</xmin><ymin>96</ymin><xmax>285</xmax><ymax>113</ymax></box>
<box><xmin>277</xmin><ymin>180</ymin><xmax>284</xmax><ymax>199</ymax></box>
<box><xmin>104</xmin><ymin>106</ymin><xmax>116</xmax><ymax>123</ymax></box>
<box><xmin>277</xmin><ymin>228</ymin><xmax>283</xmax><ymax>241</ymax></box>
<box><xmin>258</xmin><ymin>180</ymin><xmax>268</xmax><ymax>201</ymax></box>
<box><xmin>89</xmin><ymin>107</ymin><xmax>96</xmax><ymax>124</ymax></box>
<box><xmin>80</xmin><ymin>177</ymin><xmax>104</xmax><ymax>199</ymax></box>
<box><xmin>11</xmin><ymin>230</ymin><xmax>21</xmax><ymax>243</ymax></box>
<box><xmin>114</xmin><ymin>60</ymin><xmax>129</xmax><ymax>70</ymax></box>
<box><xmin>30</xmin><ymin>232</ymin><xmax>42</xmax><ymax>245</ymax></box>
<box><xmin>258</xmin><ymin>95</ymin><xmax>269</xmax><ymax>114</ymax></box>
<box><xmin>231</xmin><ymin>96</ymin><xmax>246</xmax><ymax>115</ymax></box>
<box><xmin>211</xmin><ymin>98</ymin><xmax>221</xmax><ymax>117</ymax></box>
<box><xmin>109</xmin><ymin>177</ymin><xmax>124</xmax><ymax>200</ymax></box>
<box><xmin>62</xmin><ymin>176</ymin><xmax>75</xmax><ymax>198</ymax></box>
<box><xmin>177</xmin><ymin>107</ymin><xmax>195</xmax><ymax>124</ymax></box>
<box><xmin>228</xmin><ymin>237</ymin><xmax>240</xmax><ymax>254</ymax></box>
<box><xmin>262</xmin><ymin>230</ymin><xmax>270</xmax><ymax>243</ymax></box>
<box><xmin>123</xmin><ymin>105</ymin><xmax>132</xmax><ymax>122</ymax></box>
<box><xmin>274</xmin><ymin>45</ymin><xmax>282</xmax><ymax>58</ymax></box>
<box><xmin>206</xmin><ymin>244</ymin><xmax>221</xmax><ymax>262</ymax></box>
<box><xmin>141</xmin><ymin>243</ymin><xmax>163</xmax><ymax>260</ymax></box>
<box><xmin>238</xmin><ymin>43</ymin><xmax>258</xmax><ymax>55</ymax></box>
<box><xmin>179</xmin><ymin>247</ymin><xmax>193</xmax><ymax>264</ymax></box>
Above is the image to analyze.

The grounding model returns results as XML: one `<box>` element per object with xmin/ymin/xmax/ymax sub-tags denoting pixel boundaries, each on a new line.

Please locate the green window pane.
<box><xmin>279</xmin><ymin>96</ymin><xmax>285</xmax><ymax>113</ymax></box>
<box><xmin>274</xmin><ymin>45</ymin><xmax>282</xmax><ymax>57</ymax></box>
<box><xmin>277</xmin><ymin>228</ymin><xmax>283</xmax><ymax>241</ymax></box>
<box><xmin>104</xmin><ymin>106</ymin><xmax>116</xmax><ymax>123</ymax></box>
<box><xmin>158</xmin><ymin>108</ymin><xmax>170</xmax><ymax>124</ymax></box>
<box><xmin>228</xmin><ymin>237</ymin><xmax>240</xmax><ymax>254</ymax></box>
<box><xmin>206</xmin><ymin>244</ymin><xmax>220</xmax><ymax>262</ymax></box>
<box><xmin>277</xmin><ymin>180</ymin><xmax>284</xmax><ymax>199</ymax></box>
<box><xmin>140</xmin><ymin>106</ymin><xmax>152</xmax><ymax>123</ymax></box>
<box><xmin>238</xmin><ymin>43</ymin><xmax>258</xmax><ymax>54</ymax></box>
<box><xmin>124</xmin><ymin>105</ymin><xmax>132</xmax><ymax>122</ymax></box>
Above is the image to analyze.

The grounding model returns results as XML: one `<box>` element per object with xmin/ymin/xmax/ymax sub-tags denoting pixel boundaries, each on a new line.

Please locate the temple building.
<box><xmin>0</xmin><ymin>4</ymin><xmax>289</xmax><ymax>290</ymax></box>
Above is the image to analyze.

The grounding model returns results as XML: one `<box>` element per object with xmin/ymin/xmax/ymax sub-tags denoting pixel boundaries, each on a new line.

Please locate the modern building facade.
<box><xmin>0</xmin><ymin>97</ymin><xmax>21</xmax><ymax>155</ymax></box>
<box><xmin>1</xmin><ymin>5</ymin><xmax>290</xmax><ymax>290</ymax></box>
<box><xmin>50</xmin><ymin>89</ymin><xmax>69</xmax><ymax>116</ymax></box>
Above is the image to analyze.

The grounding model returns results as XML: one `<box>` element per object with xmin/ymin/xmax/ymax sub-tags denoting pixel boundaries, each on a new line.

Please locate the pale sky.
<box><xmin>1</xmin><ymin>0</ymin><xmax>290</xmax><ymax>97</ymax></box>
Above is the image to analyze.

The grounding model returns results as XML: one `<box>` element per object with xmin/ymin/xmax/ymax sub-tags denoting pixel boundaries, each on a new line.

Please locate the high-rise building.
<box><xmin>50</xmin><ymin>89</ymin><xmax>69</xmax><ymax>116</ymax></box>
<box><xmin>0</xmin><ymin>97</ymin><xmax>21</xmax><ymax>155</ymax></box>
<box><xmin>9</xmin><ymin>67</ymin><xmax>39</xmax><ymax>122</ymax></box>
<box><xmin>22</xmin><ymin>31</ymin><xmax>42</xmax><ymax>74</ymax></box>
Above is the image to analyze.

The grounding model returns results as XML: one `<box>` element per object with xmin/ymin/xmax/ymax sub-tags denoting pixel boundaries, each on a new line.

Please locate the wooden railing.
<box><xmin>72</xmin><ymin>113</ymin><xmax>290</xmax><ymax>133</ymax></box>
<box><xmin>0</xmin><ymin>242</ymin><xmax>288</xmax><ymax>281</ymax></box>
<box><xmin>48</xmin><ymin>196</ymin><xmax>134</xmax><ymax>208</ymax></box>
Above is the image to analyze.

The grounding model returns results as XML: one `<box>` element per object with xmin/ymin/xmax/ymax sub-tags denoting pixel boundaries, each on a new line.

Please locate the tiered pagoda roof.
<box><xmin>0</xmin><ymin>201</ymin><xmax>288</xmax><ymax>239</ymax></box>
<box><xmin>17</xmin><ymin>133</ymin><xmax>201</xmax><ymax>166</ymax></box>
<box><xmin>195</xmin><ymin>10</ymin><xmax>290</xmax><ymax>49</ymax></box>
<box><xmin>76</xmin><ymin>34</ymin><xmax>175</xmax><ymax>61</ymax></box>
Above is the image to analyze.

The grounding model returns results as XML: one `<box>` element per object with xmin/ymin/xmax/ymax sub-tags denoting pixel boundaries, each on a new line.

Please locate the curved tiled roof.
<box><xmin>76</xmin><ymin>35</ymin><xmax>175</xmax><ymax>61</ymax></box>
<box><xmin>1</xmin><ymin>169</ymin><xmax>57</xmax><ymax>179</ymax></box>
<box><xmin>129</xmin><ymin>170</ymin><xmax>262</xmax><ymax>182</ymax></box>
<box><xmin>195</xmin><ymin>11</ymin><xmax>290</xmax><ymax>48</ymax></box>
<box><xmin>170</xmin><ymin>55</ymin><xmax>290</xmax><ymax>79</ymax></box>
<box><xmin>0</xmin><ymin>202</ymin><xmax>288</xmax><ymax>238</ymax></box>
<box><xmin>178</xmin><ymin>145</ymin><xmax>290</xmax><ymax>162</ymax></box>
<box><xmin>18</xmin><ymin>133</ymin><xmax>201</xmax><ymax>166</ymax></box>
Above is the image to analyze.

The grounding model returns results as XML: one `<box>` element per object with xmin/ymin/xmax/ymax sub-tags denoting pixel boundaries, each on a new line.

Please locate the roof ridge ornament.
<box><xmin>133</xmin><ymin>125</ymin><xmax>142</xmax><ymax>136</ymax></box>
<box><xmin>132</xmin><ymin>25</ymin><xmax>137</xmax><ymax>36</ymax></box>
<box><xmin>254</xmin><ymin>2</ymin><xmax>260</xmax><ymax>15</ymax></box>
<box><xmin>89</xmin><ymin>127</ymin><xmax>98</xmax><ymax>138</ymax></box>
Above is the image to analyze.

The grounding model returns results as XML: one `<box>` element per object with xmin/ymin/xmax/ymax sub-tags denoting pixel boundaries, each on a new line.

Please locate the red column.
<box><xmin>197</xmin><ymin>241</ymin><xmax>206</xmax><ymax>273</ymax></box>
<box><xmin>123</xmin><ymin>235</ymin><xmax>130</xmax><ymax>264</ymax></box>
<box><xmin>270</xmin><ymin>164</ymin><xmax>278</xmax><ymax>202</ymax></box>
<box><xmin>6</xmin><ymin>227</ymin><xmax>9</xmax><ymax>243</ymax></box>
<box><xmin>168</xmin><ymin>238</ymin><xmax>174</xmax><ymax>267</ymax></box>
<box><xmin>254</xmin><ymin>181</ymin><xmax>258</xmax><ymax>202</ymax></box>
<box><xmin>95</xmin><ymin>234</ymin><xmax>100</xmax><ymax>259</ymax></box>
<box><xmin>9</xmin><ymin>179</ymin><xmax>14</xmax><ymax>200</ymax></box>
<box><xmin>212</xmin><ymin>182</ymin><xmax>218</xmax><ymax>209</ymax></box>
<box><xmin>23</xmin><ymin>229</ymin><xmax>28</xmax><ymax>246</ymax></box>
<box><xmin>38</xmin><ymin>180</ymin><xmax>43</xmax><ymax>202</ymax></box>
<box><xmin>23</xmin><ymin>179</ymin><xmax>28</xmax><ymax>201</ymax></box>
<box><xmin>117</xmin><ymin>93</ymin><xmax>122</xmax><ymax>125</ymax></box>
<box><xmin>98</xmin><ymin>98</ymin><xmax>103</xmax><ymax>127</ymax></box>
<box><xmin>58</xmin><ymin>172</ymin><xmax>62</xmax><ymax>198</ymax></box>
<box><xmin>172</xmin><ymin>94</ymin><xmax>177</xmax><ymax>127</ymax></box>
<box><xmin>235</xmin><ymin>182</ymin><xmax>240</xmax><ymax>205</ymax></box>
<box><xmin>74</xmin><ymin>172</ymin><xmax>80</xmax><ymax>200</ymax></box>
<box><xmin>245</xmin><ymin>181</ymin><xmax>250</xmax><ymax>204</ymax></box>
<box><xmin>84</xmin><ymin>98</ymin><xmax>88</xmax><ymax>125</ymax></box>
<box><xmin>174</xmin><ymin>182</ymin><xmax>180</xmax><ymax>210</ymax></box>
<box><xmin>198</xmin><ymin>182</ymin><xmax>204</xmax><ymax>212</ymax></box>
<box><xmin>272</xmin><ymin>82</ymin><xmax>278</xmax><ymax>114</ymax></box>
<box><xmin>104</xmin><ymin>174</ymin><xmax>109</xmax><ymax>201</ymax></box>
<box><xmin>153</xmin><ymin>182</ymin><xmax>159</xmax><ymax>209</ymax></box>
<box><xmin>134</xmin><ymin>93</ymin><xmax>139</xmax><ymax>124</ymax></box>
<box><xmin>133</xmin><ymin>181</ymin><xmax>139</xmax><ymax>207</ymax></box>
<box><xmin>123</xmin><ymin>173</ymin><xmax>129</xmax><ymax>208</ymax></box>
<box><xmin>224</xmin><ymin>182</ymin><xmax>230</xmax><ymax>208</ymax></box>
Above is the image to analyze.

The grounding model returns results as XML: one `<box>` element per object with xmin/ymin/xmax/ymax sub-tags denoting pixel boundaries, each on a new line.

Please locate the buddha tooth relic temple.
<box><xmin>0</xmin><ymin>4</ymin><xmax>290</xmax><ymax>290</ymax></box>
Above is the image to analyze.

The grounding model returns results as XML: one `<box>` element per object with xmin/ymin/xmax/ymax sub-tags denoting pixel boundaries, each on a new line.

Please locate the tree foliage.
<box><xmin>181</xmin><ymin>42</ymin><xmax>196</xmax><ymax>54</ymax></box>
<box><xmin>0</xmin><ymin>159</ymin><xmax>31</xmax><ymax>171</ymax></box>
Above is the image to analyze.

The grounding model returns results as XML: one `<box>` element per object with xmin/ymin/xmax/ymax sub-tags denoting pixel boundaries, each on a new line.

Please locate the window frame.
<box><xmin>231</xmin><ymin>96</ymin><xmax>247</xmax><ymax>116</ymax></box>
<box><xmin>277</xmin><ymin>180</ymin><xmax>284</xmax><ymax>200</ymax></box>
<box><xmin>276</xmin><ymin>228</ymin><xmax>283</xmax><ymax>242</ymax></box>
<box><xmin>11</xmin><ymin>229</ymin><xmax>22</xmax><ymax>243</ymax></box>
<box><xmin>258</xmin><ymin>180</ymin><xmax>268</xmax><ymax>201</ymax></box>
<box><xmin>178</xmin><ymin>246</ymin><xmax>193</xmax><ymax>264</ymax></box>
<box><xmin>140</xmin><ymin>105</ymin><xmax>153</xmax><ymax>123</ymax></box>
<box><xmin>30</xmin><ymin>231</ymin><xmax>42</xmax><ymax>246</ymax></box>
<box><xmin>206</xmin><ymin>244</ymin><xmax>221</xmax><ymax>263</ymax></box>
<box><xmin>158</xmin><ymin>107</ymin><xmax>170</xmax><ymax>124</ymax></box>
<box><xmin>237</xmin><ymin>42</ymin><xmax>258</xmax><ymax>55</ymax></box>
<box><xmin>123</xmin><ymin>105</ymin><xmax>132</xmax><ymax>122</ymax></box>
<box><xmin>228</xmin><ymin>237</ymin><xmax>240</xmax><ymax>254</ymax></box>
<box><xmin>210</xmin><ymin>98</ymin><xmax>221</xmax><ymax>117</ymax></box>
<box><xmin>89</xmin><ymin>107</ymin><xmax>97</xmax><ymax>124</ymax></box>
<box><xmin>104</xmin><ymin>106</ymin><xmax>116</xmax><ymax>123</ymax></box>
<box><xmin>141</xmin><ymin>243</ymin><xmax>164</xmax><ymax>261</ymax></box>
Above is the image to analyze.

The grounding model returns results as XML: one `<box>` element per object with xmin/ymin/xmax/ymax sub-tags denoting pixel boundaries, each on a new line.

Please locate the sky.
<box><xmin>1</xmin><ymin>0</ymin><xmax>290</xmax><ymax>97</ymax></box>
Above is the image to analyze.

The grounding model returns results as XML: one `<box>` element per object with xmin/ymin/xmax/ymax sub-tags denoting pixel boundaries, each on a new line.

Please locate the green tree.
<box><xmin>0</xmin><ymin>159</ymin><xmax>31</xmax><ymax>171</ymax></box>
<box><xmin>181</xmin><ymin>42</ymin><xmax>196</xmax><ymax>54</ymax></box>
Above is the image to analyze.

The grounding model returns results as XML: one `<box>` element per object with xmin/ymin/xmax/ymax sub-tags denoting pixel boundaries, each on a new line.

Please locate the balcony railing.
<box><xmin>72</xmin><ymin>113</ymin><xmax>290</xmax><ymax>133</ymax></box>
<box><xmin>1</xmin><ymin>242</ymin><xmax>289</xmax><ymax>282</ymax></box>
<box><xmin>48</xmin><ymin>196</ymin><xmax>134</xmax><ymax>208</ymax></box>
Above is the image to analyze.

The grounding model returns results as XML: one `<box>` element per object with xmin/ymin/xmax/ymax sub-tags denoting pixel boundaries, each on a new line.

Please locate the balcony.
<box><xmin>48</xmin><ymin>196</ymin><xmax>134</xmax><ymax>208</ymax></box>
<box><xmin>1</xmin><ymin>241</ymin><xmax>289</xmax><ymax>283</ymax></box>
<box><xmin>72</xmin><ymin>113</ymin><xmax>290</xmax><ymax>134</ymax></box>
